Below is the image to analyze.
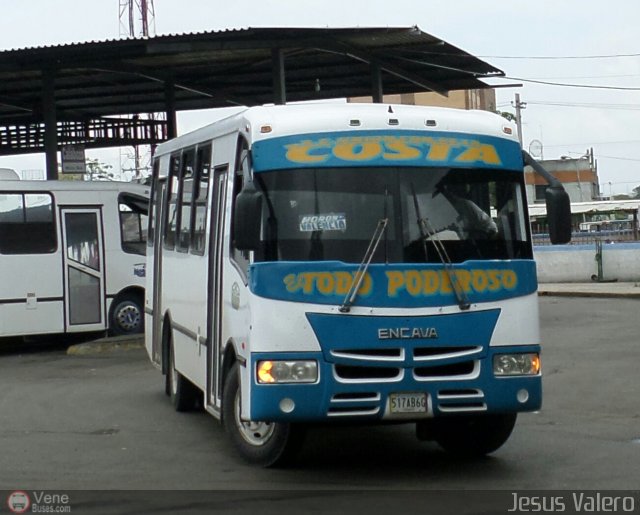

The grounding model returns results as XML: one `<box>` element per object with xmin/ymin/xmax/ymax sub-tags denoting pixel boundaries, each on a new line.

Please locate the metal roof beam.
<box><xmin>80</xmin><ymin>65</ymin><xmax>246</xmax><ymax>106</ymax></box>
<box><xmin>325</xmin><ymin>41</ymin><xmax>450</xmax><ymax>97</ymax></box>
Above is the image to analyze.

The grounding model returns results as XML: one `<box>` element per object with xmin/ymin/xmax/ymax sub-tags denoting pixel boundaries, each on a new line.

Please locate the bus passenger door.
<box><xmin>207</xmin><ymin>167</ymin><xmax>228</xmax><ymax>410</ymax></box>
<box><xmin>150</xmin><ymin>179</ymin><xmax>166</xmax><ymax>364</ymax></box>
<box><xmin>61</xmin><ymin>208</ymin><xmax>107</xmax><ymax>333</ymax></box>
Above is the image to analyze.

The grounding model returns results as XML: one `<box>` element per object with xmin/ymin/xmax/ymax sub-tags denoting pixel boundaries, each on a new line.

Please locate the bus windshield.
<box><xmin>253</xmin><ymin>167</ymin><xmax>531</xmax><ymax>264</ymax></box>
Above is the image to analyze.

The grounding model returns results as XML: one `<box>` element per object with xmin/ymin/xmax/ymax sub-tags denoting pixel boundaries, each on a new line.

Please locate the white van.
<box><xmin>0</xmin><ymin>180</ymin><xmax>149</xmax><ymax>339</ymax></box>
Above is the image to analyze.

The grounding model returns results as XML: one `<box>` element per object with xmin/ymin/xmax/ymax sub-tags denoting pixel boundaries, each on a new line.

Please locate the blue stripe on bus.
<box><xmin>249</xmin><ymin>260</ymin><xmax>537</xmax><ymax>307</ymax></box>
<box><xmin>306</xmin><ymin>309</ymin><xmax>500</xmax><ymax>358</ymax></box>
<box><xmin>251</xmin><ymin>130</ymin><xmax>523</xmax><ymax>172</ymax></box>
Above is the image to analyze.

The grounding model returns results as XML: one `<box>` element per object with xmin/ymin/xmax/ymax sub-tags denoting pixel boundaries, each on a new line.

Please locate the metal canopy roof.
<box><xmin>529</xmin><ymin>200</ymin><xmax>640</xmax><ymax>218</ymax></box>
<box><xmin>0</xmin><ymin>26</ymin><xmax>502</xmax><ymax>126</ymax></box>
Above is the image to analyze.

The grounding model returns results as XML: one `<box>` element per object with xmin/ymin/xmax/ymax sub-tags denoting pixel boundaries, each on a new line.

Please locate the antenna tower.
<box><xmin>119</xmin><ymin>0</ymin><xmax>156</xmax><ymax>38</ymax></box>
<box><xmin>118</xmin><ymin>1</ymin><xmax>160</xmax><ymax>181</ymax></box>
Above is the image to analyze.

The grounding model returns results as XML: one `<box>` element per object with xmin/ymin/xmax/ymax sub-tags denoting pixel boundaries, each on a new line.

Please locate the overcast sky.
<box><xmin>0</xmin><ymin>0</ymin><xmax>638</xmax><ymax>194</ymax></box>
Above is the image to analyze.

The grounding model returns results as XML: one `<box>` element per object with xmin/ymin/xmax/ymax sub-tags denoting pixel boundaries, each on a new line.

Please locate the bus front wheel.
<box><xmin>430</xmin><ymin>413</ymin><xmax>517</xmax><ymax>457</ymax></box>
<box><xmin>222</xmin><ymin>363</ymin><xmax>304</xmax><ymax>467</ymax></box>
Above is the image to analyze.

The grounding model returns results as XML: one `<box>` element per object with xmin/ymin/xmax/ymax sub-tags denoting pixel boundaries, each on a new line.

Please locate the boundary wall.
<box><xmin>534</xmin><ymin>242</ymin><xmax>640</xmax><ymax>283</ymax></box>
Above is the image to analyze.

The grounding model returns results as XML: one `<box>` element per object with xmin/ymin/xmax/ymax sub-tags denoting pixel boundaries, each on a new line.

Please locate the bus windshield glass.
<box><xmin>253</xmin><ymin>167</ymin><xmax>531</xmax><ymax>264</ymax></box>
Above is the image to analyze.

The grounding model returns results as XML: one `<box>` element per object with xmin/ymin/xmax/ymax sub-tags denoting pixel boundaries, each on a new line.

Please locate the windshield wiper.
<box><xmin>411</xmin><ymin>184</ymin><xmax>470</xmax><ymax>311</ymax></box>
<box><xmin>339</xmin><ymin>218</ymin><xmax>388</xmax><ymax>313</ymax></box>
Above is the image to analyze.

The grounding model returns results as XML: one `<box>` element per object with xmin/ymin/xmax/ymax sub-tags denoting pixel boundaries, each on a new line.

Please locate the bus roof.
<box><xmin>0</xmin><ymin>180</ymin><xmax>149</xmax><ymax>197</ymax></box>
<box><xmin>0</xmin><ymin>168</ymin><xmax>19</xmax><ymax>180</ymax></box>
<box><xmin>154</xmin><ymin>103</ymin><xmax>519</xmax><ymax>157</ymax></box>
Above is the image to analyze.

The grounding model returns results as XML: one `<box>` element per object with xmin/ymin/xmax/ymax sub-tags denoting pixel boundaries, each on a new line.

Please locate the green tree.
<box><xmin>58</xmin><ymin>164</ymin><xmax>82</xmax><ymax>181</ymax></box>
<box><xmin>496</xmin><ymin>110</ymin><xmax>516</xmax><ymax>122</ymax></box>
<box><xmin>86</xmin><ymin>158</ymin><xmax>115</xmax><ymax>181</ymax></box>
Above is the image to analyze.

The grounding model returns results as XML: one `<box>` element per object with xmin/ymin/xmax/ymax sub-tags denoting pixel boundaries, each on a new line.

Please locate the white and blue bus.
<box><xmin>0</xmin><ymin>180</ymin><xmax>149</xmax><ymax>339</ymax></box>
<box><xmin>145</xmin><ymin>103</ymin><xmax>570</xmax><ymax>466</ymax></box>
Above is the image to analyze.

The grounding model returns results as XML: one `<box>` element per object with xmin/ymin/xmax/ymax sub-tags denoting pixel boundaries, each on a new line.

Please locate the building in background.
<box><xmin>526</xmin><ymin>149</ymin><xmax>600</xmax><ymax>204</ymax></box>
<box><xmin>348</xmin><ymin>89</ymin><xmax>496</xmax><ymax>111</ymax></box>
<box><xmin>20</xmin><ymin>169</ymin><xmax>45</xmax><ymax>180</ymax></box>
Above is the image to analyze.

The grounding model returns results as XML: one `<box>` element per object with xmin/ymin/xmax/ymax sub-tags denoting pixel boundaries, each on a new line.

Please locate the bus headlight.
<box><xmin>493</xmin><ymin>353</ymin><xmax>540</xmax><ymax>376</ymax></box>
<box><xmin>257</xmin><ymin>360</ymin><xmax>318</xmax><ymax>384</ymax></box>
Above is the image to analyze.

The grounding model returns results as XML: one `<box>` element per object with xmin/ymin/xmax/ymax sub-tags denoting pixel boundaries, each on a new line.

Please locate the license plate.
<box><xmin>389</xmin><ymin>392</ymin><xmax>428</xmax><ymax>414</ymax></box>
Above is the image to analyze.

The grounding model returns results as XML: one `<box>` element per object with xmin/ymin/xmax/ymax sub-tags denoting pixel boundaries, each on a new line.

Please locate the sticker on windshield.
<box><xmin>299</xmin><ymin>213</ymin><xmax>347</xmax><ymax>232</ymax></box>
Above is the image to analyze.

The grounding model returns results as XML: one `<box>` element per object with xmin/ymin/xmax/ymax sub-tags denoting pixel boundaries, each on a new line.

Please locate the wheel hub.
<box><xmin>234</xmin><ymin>392</ymin><xmax>275</xmax><ymax>446</ymax></box>
<box><xmin>116</xmin><ymin>304</ymin><xmax>140</xmax><ymax>331</ymax></box>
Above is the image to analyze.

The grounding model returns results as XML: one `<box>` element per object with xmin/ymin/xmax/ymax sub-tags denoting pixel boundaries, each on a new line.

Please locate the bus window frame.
<box><xmin>163</xmin><ymin>153</ymin><xmax>182</xmax><ymax>251</ymax></box>
<box><xmin>176</xmin><ymin>147</ymin><xmax>196</xmax><ymax>253</ymax></box>
<box><xmin>147</xmin><ymin>159</ymin><xmax>160</xmax><ymax>247</ymax></box>
<box><xmin>230</xmin><ymin>135</ymin><xmax>251</xmax><ymax>274</ymax></box>
<box><xmin>0</xmin><ymin>191</ymin><xmax>57</xmax><ymax>255</ymax></box>
<box><xmin>190</xmin><ymin>143</ymin><xmax>212</xmax><ymax>257</ymax></box>
<box><xmin>118</xmin><ymin>192</ymin><xmax>149</xmax><ymax>256</ymax></box>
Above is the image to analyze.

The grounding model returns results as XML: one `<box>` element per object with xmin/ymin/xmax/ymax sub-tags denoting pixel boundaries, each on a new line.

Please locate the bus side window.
<box><xmin>230</xmin><ymin>137</ymin><xmax>250</xmax><ymax>272</ymax></box>
<box><xmin>163</xmin><ymin>154</ymin><xmax>181</xmax><ymax>250</ymax></box>
<box><xmin>0</xmin><ymin>192</ymin><xmax>56</xmax><ymax>254</ymax></box>
<box><xmin>191</xmin><ymin>144</ymin><xmax>211</xmax><ymax>255</ymax></box>
<box><xmin>119</xmin><ymin>194</ymin><xmax>148</xmax><ymax>256</ymax></box>
<box><xmin>177</xmin><ymin>148</ymin><xmax>196</xmax><ymax>252</ymax></box>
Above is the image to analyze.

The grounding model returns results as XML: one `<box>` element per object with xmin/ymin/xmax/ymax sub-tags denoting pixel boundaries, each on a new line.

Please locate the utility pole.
<box><xmin>513</xmin><ymin>93</ymin><xmax>526</xmax><ymax>148</ymax></box>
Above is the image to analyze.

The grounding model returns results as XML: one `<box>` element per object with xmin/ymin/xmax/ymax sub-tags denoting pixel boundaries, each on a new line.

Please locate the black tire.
<box><xmin>167</xmin><ymin>338</ymin><xmax>199</xmax><ymax>412</ymax></box>
<box><xmin>109</xmin><ymin>293</ymin><xmax>144</xmax><ymax>336</ymax></box>
<box><xmin>433</xmin><ymin>413</ymin><xmax>517</xmax><ymax>457</ymax></box>
<box><xmin>222</xmin><ymin>363</ymin><xmax>304</xmax><ymax>467</ymax></box>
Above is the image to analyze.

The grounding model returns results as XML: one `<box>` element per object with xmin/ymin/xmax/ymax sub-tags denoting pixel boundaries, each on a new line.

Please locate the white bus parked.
<box><xmin>0</xmin><ymin>180</ymin><xmax>149</xmax><ymax>339</ymax></box>
<box><xmin>146</xmin><ymin>103</ymin><xmax>569</xmax><ymax>466</ymax></box>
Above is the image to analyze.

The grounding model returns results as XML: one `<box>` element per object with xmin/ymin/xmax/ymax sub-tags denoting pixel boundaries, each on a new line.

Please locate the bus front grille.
<box><xmin>435</xmin><ymin>388</ymin><xmax>487</xmax><ymax>413</ymax></box>
<box><xmin>334</xmin><ymin>364</ymin><xmax>402</xmax><ymax>382</ymax></box>
<box><xmin>413</xmin><ymin>346</ymin><xmax>481</xmax><ymax>360</ymax></box>
<box><xmin>414</xmin><ymin>360</ymin><xmax>478</xmax><ymax>379</ymax></box>
<box><xmin>328</xmin><ymin>392</ymin><xmax>381</xmax><ymax>417</ymax></box>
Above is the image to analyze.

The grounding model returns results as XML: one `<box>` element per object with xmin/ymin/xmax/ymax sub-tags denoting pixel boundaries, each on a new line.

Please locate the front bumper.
<box><xmin>250</xmin><ymin>344</ymin><xmax>541</xmax><ymax>422</ymax></box>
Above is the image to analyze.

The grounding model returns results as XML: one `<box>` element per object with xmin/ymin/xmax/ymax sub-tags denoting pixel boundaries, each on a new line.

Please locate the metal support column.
<box><xmin>42</xmin><ymin>68</ymin><xmax>58</xmax><ymax>180</ymax></box>
<box><xmin>164</xmin><ymin>78</ymin><xmax>177</xmax><ymax>139</ymax></box>
<box><xmin>272</xmin><ymin>48</ymin><xmax>286</xmax><ymax>105</ymax></box>
<box><xmin>371</xmin><ymin>63</ymin><xmax>383</xmax><ymax>103</ymax></box>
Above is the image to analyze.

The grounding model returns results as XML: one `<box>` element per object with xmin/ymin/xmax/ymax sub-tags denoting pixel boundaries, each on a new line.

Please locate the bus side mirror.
<box><xmin>233</xmin><ymin>181</ymin><xmax>263</xmax><ymax>251</ymax></box>
<box><xmin>545</xmin><ymin>186</ymin><xmax>572</xmax><ymax>244</ymax></box>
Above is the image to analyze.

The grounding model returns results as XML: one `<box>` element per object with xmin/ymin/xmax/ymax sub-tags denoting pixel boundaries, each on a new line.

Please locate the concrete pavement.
<box><xmin>538</xmin><ymin>281</ymin><xmax>640</xmax><ymax>298</ymax></box>
<box><xmin>66</xmin><ymin>334</ymin><xmax>144</xmax><ymax>355</ymax></box>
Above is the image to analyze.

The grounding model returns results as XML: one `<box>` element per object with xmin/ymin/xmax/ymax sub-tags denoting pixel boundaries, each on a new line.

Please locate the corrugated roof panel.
<box><xmin>0</xmin><ymin>26</ymin><xmax>503</xmax><ymax>155</ymax></box>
